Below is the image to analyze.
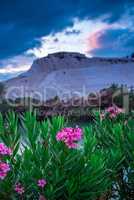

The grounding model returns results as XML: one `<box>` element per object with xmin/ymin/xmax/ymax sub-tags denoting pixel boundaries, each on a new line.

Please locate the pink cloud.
<box><xmin>85</xmin><ymin>29</ymin><xmax>105</xmax><ymax>54</ymax></box>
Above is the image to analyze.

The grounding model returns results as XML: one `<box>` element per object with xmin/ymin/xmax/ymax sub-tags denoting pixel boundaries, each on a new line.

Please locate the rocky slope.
<box><xmin>5</xmin><ymin>52</ymin><xmax>134</xmax><ymax>101</ymax></box>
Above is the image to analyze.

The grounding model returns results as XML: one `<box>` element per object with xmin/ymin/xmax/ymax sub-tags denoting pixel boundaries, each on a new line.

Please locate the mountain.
<box><xmin>5</xmin><ymin>52</ymin><xmax>134</xmax><ymax>101</ymax></box>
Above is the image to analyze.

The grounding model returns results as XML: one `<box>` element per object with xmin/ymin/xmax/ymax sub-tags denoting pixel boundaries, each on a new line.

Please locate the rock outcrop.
<box><xmin>5</xmin><ymin>52</ymin><xmax>134</xmax><ymax>101</ymax></box>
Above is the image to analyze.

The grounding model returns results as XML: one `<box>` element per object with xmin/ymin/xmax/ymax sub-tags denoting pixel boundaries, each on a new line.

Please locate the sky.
<box><xmin>0</xmin><ymin>0</ymin><xmax>134</xmax><ymax>80</ymax></box>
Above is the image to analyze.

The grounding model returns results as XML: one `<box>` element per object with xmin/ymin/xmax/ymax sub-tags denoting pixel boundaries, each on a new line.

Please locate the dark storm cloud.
<box><xmin>53</xmin><ymin>38</ymin><xmax>59</xmax><ymax>43</ymax></box>
<box><xmin>65</xmin><ymin>30</ymin><xmax>81</xmax><ymax>35</ymax></box>
<box><xmin>90</xmin><ymin>28</ymin><xmax>134</xmax><ymax>57</ymax></box>
<box><xmin>0</xmin><ymin>0</ymin><xmax>134</xmax><ymax>59</ymax></box>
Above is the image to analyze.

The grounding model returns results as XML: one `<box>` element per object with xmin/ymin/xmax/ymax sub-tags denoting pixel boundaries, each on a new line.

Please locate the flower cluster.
<box><xmin>106</xmin><ymin>106</ymin><xmax>124</xmax><ymax>118</ymax></box>
<box><xmin>0</xmin><ymin>143</ymin><xmax>12</xmax><ymax>156</ymax></box>
<box><xmin>56</xmin><ymin>127</ymin><xmax>83</xmax><ymax>148</ymax></box>
<box><xmin>14</xmin><ymin>179</ymin><xmax>47</xmax><ymax>196</ymax></box>
<box><xmin>15</xmin><ymin>183</ymin><xmax>25</xmax><ymax>195</ymax></box>
<box><xmin>38</xmin><ymin>179</ymin><xmax>47</xmax><ymax>188</ymax></box>
<box><xmin>0</xmin><ymin>162</ymin><xmax>10</xmax><ymax>180</ymax></box>
<box><xmin>0</xmin><ymin>143</ymin><xmax>12</xmax><ymax>180</ymax></box>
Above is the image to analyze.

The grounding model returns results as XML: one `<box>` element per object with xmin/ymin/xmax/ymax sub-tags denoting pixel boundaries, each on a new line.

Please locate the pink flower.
<box><xmin>116</xmin><ymin>107</ymin><xmax>124</xmax><ymax>114</ymax></box>
<box><xmin>15</xmin><ymin>183</ymin><xmax>25</xmax><ymax>195</ymax></box>
<box><xmin>56</xmin><ymin>127</ymin><xmax>83</xmax><ymax>149</ymax></box>
<box><xmin>106</xmin><ymin>106</ymin><xmax>116</xmax><ymax>113</ymax></box>
<box><xmin>0</xmin><ymin>171</ymin><xmax>7</xmax><ymax>180</ymax></box>
<box><xmin>0</xmin><ymin>143</ymin><xmax>12</xmax><ymax>156</ymax></box>
<box><xmin>106</xmin><ymin>106</ymin><xmax>124</xmax><ymax>118</ymax></box>
<box><xmin>0</xmin><ymin>162</ymin><xmax>10</xmax><ymax>180</ymax></box>
<box><xmin>37</xmin><ymin>179</ymin><xmax>47</xmax><ymax>188</ymax></box>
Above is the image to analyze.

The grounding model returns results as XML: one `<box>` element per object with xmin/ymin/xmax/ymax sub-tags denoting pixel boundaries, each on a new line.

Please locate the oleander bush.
<box><xmin>0</xmin><ymin>107</ymin><xmax>134</xmax><ymax>199</ymax></box>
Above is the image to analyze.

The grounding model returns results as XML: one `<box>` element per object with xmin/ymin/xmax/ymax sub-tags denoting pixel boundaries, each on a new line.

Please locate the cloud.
<box><xmin>26</xmin><ymin>18</ymin><xmax>111</xmax><ymax>57</ymax></box>
<box><xmin>0</xmin><ymin>55</ymin><xmax>32</xmax><ymax>75</ymax></box>
<box><xmin>0</xmin><ymin>18</ymin><xmax>129</xmax><ymax>80</ymax></box>
<box><xmin>0</xmin><ymin>65</ymin><xmax>30</xmax><ymax>74</ymax></box>
<box><xmin>1</xmin><ymin>18</ymin><xmax>111</xmax><ymax>80</ymax></box>
<box><xmin>65</xmin><ymin>29</ymin><xmax>81</xmax><ymax>35</ymax></box>
<box><xmin>0</xmin><ymin>0</ymin><xmax>134</xmax><ymax>80</ymax></box>
<box><xmin>0</xmin><ymin>0</ymin><xmax>133</xmax><ymax>59</ymax></box>
<box><xmin>89</xmin><ymin>28</ymin><xmax>134</xmax><ymax>57</ymax></box>
<box><xmin>85</xmin><ymin>30</ymin><xmax>104</xmax><ymax>53</ymax></box>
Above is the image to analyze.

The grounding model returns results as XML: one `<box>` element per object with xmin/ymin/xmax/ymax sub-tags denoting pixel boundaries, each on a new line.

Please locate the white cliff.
<box><xmin>5</xmin><ymin>52</ymin><xmax>134</xmax><ymax>100</ymax></box>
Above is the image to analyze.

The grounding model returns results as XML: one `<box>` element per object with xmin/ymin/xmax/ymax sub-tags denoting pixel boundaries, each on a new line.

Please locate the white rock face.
<box><xmin>5</xmin><ymin>52</ymin><xmax>134</xmax><ymax>101</ymax></box>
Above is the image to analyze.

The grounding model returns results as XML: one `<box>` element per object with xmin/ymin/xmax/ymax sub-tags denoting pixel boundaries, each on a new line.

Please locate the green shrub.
<box><xmin>0</xmin><ymin>110</ymin><xmax>134</xmax><ymax>199</ymax></box>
